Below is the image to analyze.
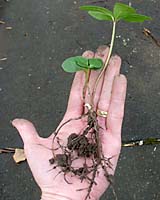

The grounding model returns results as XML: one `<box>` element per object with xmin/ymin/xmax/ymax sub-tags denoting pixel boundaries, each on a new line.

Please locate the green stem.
<box><xmin>91</xmin><ymin>21</ymin><xmax>116</xmax><ymax>108</ymax></box>
<box><xmin>83</xmin><ymin>69</ymin><xmax>91</xmax><ymax>101</ymax></box>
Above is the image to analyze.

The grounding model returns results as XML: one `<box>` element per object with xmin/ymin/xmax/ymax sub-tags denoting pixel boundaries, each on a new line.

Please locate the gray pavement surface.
<box><xmin>0</xmin><ymin>0</ymin><xmax>160</xmax><ymax>199</ymax></box>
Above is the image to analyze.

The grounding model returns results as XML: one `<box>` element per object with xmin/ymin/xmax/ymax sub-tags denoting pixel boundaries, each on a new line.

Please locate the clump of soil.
<box><xmin>49</xmin><ymin>108</ymin><xmax>115</xmax><ymax>200</ymax></box>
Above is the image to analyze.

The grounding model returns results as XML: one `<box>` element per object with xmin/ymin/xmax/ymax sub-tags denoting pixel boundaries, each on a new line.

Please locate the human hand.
<box><xmin>12</xmin><ymin>46</ymin><xmax>127</xmax><ymax>200</ymax></box>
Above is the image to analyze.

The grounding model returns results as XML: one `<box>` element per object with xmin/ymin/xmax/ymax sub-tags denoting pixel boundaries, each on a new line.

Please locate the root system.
<box><xmin>49</xmin><ymin>107</ymin><xmax>116</xmax><ymax>200</ymax></box>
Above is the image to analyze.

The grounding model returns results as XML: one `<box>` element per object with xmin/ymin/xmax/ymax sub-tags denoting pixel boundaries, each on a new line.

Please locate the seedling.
<box><xmin>62</xmin><ymin>56</ymin><xmax>103</xmax><ymax>98</ymax></box>
<box><xmin>50</xmin><ymin>2</ymin><xmax>151</xmax><ymax>200</ymax></box>
<box><xmin>62</xmin><ymin>2</ymin><xmax>151</xmax><ymax>106</ymax></box>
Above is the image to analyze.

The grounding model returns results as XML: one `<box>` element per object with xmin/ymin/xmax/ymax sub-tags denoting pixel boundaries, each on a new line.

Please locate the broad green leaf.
<box><xmin>80</xmin><ymin>5</ymin><xmax>112</xmax><ymax>14</ymax></box>
<box><xmin>62</xmin><ymin>57</ymin><xmax>83</xmax><ymax>73</ymax></box>
<box><xmin>80</xmin><ymin>3</ymin><xmax>152</xmax><ymax>23</ymax></box>
<box><xmin>80</xmin><ymin>5</ymin><xmax>114</xmax><ymax>21</ymax></box>
<box><xmin>74</xmin><ymin>56</ymin><xmax>88</xmax><ymax>68</ymax></box>
<box><xmin>88</xmin><ymin>58</ymin><xmax>103</xmax><ymax>69</ymax></box>
<box><xmin>123</xmin><ymin>13</ymin><xmax>152</xmax><ymax>22</ymax></box>
<box><xmin>88</xmin><ymin>11</ymin><xmax>113</xmax><ymax>21</ymax></box>
<box><xmin>113</xmin><ymin>3</ymin><xmax>136</xmax><ymax>21</ymax></box>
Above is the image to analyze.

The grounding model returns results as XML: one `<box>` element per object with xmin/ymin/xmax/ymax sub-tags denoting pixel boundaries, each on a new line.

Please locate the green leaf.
<box><xmin>113</xmin><ymin>3</ymin><xmax>136</xmax><ymax>21</ymax></box>
<box><xmin>123</xmin><ymin>13</ymin><xmax>152</xmax><ymax>22</ymax></box>
<box><xmin>74</xmin><ymin>56</ymin><xmax>88</xmax><ymax>68</ymax></box>
<box><xmin>88</xmin><ymin>58</ymin><xmax>103</xmax><ymax>69</ymax></box>
<box><xmin>80</xmin><ymin>5</ymin><xmax>114</xmax><ymax>21</ymax></box>
<box><xmin>62</xmin><ymin>57</ymin><xmax>83</xmax><ymax>73</ymax></box>
<box><xmin>88</xmin><ymin>11</ymin><xmax>113</xmax><ymax>21</ymax></box>
<box><xmin>113</xmin><ymin>3</ymin><xmax>152</xmax><ymax>22</ymax></box>
<box><xmin>62</xmin><ymin>56</ymin><xmax>103</xmax><ymax>73</ymax></box>
<box><xmin>80</xmin><ymin>3</ymin><xmax>152</xmax><ymax>23</ymax></box>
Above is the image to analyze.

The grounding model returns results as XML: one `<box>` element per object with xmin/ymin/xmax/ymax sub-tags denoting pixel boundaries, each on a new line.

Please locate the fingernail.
<box><xmin>116</xmin><ymin>74</ymin><xmax>127</xmax><ymax>83</ymax></box>
<box><xmin>112</xmin><ymin>54</ymin><xmax>120</xmax><ymax>59</ymax></box>
<box><xmin>82</xmin><ymin>50</ymin><xmax>94</xmax><ymax>58</ymax></box>
<box><xmin>97</xmin><ymin>45</ymin><xmax>109</xmax><ymax>53</ymax></box>
<box><xmin>110</xmin><ymin>55</ymin><xmax>121</xmax><ymax>65</ymax></box>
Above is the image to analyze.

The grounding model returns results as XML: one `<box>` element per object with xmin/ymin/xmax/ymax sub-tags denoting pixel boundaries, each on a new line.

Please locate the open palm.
<box><xmin>12</xmin><ymin>46</ymin><xmax>127</xmax><ymax>200</ymax></box>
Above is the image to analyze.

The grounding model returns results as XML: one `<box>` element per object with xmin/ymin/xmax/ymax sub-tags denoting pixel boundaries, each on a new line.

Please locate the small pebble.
<box><xmin>0</xmin><ymin>57</ymin><xmax>7</xmax><ymax>61</ymax></box>
<box><xmin>6</xmin><ymin>26</ymin><xmax>13</xmax><ymax>30</ymax></box>
<box><xmin>122</xmin><ymin>39</ymin><xmax>127</xmax><ymax>46</ymax></box>
<box><xmin>116</xmin><ymin>35</ymin><xmax>121</xmax><ymax>38</ymax></box>
<box><xmin>0</xmin><ymin>20</ymin><xmax>5</xmax><ymax>24</ymax></box>
<box><xmin>153</xmin><ymin>147</ymin><xmax>157</xmax><ymax>151</ymax></box>
<box><xmin>129</xmin><ymin>2</ymin><xmax>132</xmax><ymax>6</ymax></box>
<box><xmin>139</xmin><ymin>140</ymin><xmax>143</xmax><ymax>146</ymax></box>
<box><xmin>132</xmin><ymin>48</ymin><xmax>137</xmax><ymax>53</ymax></box>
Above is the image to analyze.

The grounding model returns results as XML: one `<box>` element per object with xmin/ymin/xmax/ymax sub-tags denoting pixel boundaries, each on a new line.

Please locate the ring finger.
<box><xmin>97</xmin><ymin>55</ymin><xmax>121</xmax><ymax>127</ymax></box>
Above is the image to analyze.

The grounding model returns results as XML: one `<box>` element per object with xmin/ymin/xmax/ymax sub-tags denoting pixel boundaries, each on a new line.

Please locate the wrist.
<box><xmin>41</xmin><ymin>191</ymin><xmax>73</xmax><ymax>200</ymax></box>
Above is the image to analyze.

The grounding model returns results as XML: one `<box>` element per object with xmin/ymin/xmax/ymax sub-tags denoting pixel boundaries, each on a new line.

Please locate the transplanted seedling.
<box><xmin>50</xmin><ymin>2</ymin><xmax>151</xmax><ymax>200</ymax></box>
<box><xmin>62</xmin><ymin>56</ymin><xmax>103</xmax><ymax>98</ymax></box>
<box><xmin>62</xmin><ymin>2</ymin><xmax>151</xmax><ymax>105</ymax></box>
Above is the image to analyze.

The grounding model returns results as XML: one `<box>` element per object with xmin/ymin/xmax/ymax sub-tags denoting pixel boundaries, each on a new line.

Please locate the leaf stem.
<box><xmin>83</xmin><ymin>69</ymin><xmax>91</xmax><ymax>101</ymax></box>
<box><xmin>91</xmin><ymin>21</ymin><xmax>116</xmax><ymax>107</ymax></box>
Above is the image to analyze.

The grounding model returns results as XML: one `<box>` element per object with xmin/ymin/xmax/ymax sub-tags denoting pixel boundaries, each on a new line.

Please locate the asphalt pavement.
<box><xmin>0</xmin><ymin>0</ymin><xmax>160</xmax><ymax>199</ymax></box>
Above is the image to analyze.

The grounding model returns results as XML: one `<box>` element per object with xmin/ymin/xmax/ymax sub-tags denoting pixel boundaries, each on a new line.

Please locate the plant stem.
<box><xmin>83</xmin><ymin>69</ymin><xmax>91</xmax><ymax>101</ymax></box>
<box><xmin>91</xmin><ymin>21</ymin><xmax>116</xmax><ymax>108</ymax></box>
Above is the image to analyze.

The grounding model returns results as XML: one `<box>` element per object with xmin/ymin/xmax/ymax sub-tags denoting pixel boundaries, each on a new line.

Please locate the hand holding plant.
<box><xmin>12</xmin><ymin>46</ymin><xmax>127</xmax><ymax>200</ymax></box>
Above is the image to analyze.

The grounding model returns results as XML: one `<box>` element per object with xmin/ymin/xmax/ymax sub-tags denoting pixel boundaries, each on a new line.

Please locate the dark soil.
<box><xmin>49</xmin><ymin>108</ymin><xmax>114</xmax><ymax>200</ymax></box>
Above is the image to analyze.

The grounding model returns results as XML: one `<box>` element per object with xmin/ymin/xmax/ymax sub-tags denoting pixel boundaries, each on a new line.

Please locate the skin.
<box><xmin>12</xmin><ymin>46</ymin><xmax>127</xmax><ymax>200</ymax></box>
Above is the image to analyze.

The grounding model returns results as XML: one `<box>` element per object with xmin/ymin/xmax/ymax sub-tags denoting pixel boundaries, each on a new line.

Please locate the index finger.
<box><xmin>65</xmin><ymin>51</ymin><xmax>94</xmax><ymax>118</ymax></box>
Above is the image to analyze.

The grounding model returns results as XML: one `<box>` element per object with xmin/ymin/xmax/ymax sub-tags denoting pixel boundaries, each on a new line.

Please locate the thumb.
<box><xmin>12</xmin><ymin>118</ymin><xmax>40</xmax><ymax>146</ymax></box>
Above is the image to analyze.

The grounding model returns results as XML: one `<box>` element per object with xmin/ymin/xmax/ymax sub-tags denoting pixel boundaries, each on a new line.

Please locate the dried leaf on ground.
<box><xmin>143</xmin><ymin>27</ymin><xmax>160</xmax><ymax>47</ymax></box>
<box><xmin>13</xmin><ymin>148</ymin><xmax>26</xmax><ymax>163</ymax></box>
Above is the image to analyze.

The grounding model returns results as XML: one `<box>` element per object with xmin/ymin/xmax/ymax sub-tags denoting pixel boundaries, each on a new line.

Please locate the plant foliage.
<box><xmin>80</xmin><ymin>2</ymin><xmax>152</xmax><ymax>22</ymax></box>
<box><xmin>62</xmin><ymin>56</ymin><xmax>103</xmax><ymax>73</ymax></box>
<box><xmin>62</xmin><ymin>2</ymin><xmax>152</xmax><ymax>74</ymax></box>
